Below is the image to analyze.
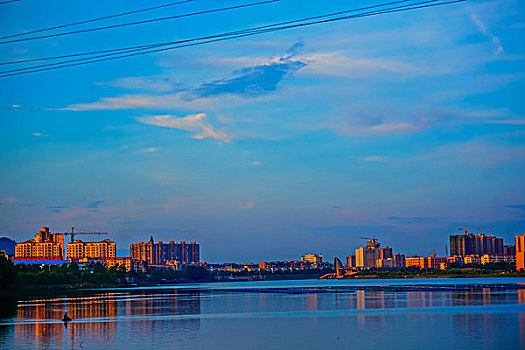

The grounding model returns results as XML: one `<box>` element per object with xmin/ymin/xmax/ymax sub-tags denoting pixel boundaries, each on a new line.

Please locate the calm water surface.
<box><xmin>1</xmin><ymin>277</ymin><xmax>525</xmax><ymax>349</ymax></box>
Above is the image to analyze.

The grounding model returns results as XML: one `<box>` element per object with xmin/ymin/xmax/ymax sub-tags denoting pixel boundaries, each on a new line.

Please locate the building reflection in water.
<box><xmin>519</xmin><ymin>289</ymin><xmax>525</xmax><ymax>349</ymax></box>
<box><xmin>13</xmin><ymin>289</ymin><xmax>201</xmax><ymax>349</ymax></box>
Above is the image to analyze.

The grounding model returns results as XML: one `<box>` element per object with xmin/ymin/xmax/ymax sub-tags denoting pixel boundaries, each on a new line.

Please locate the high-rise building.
<box><xmin>379</xmin><ymin>246</ymin><xmax>393</xmax><ymax>260</ymax></box>
<box><xmin>15</xmin><ymin>227</ymin><xmax>65</xmax><ymax>260</ymax></box>
<box><xmin>355</xmin><ymin>246</ymin><xmax>379</xmax><ymax>268</ymax></box>
<box><xmin>503</xmin><ymin>244</ymin><xmax>516</xmax><ymax>255</ymax></box>
<box><xmin>346</xmin><ymin>254</ymin><xmax>356</xmax><ymax>268</ymax></box>
<box><xmin>66</xmin><ymin>239</ymin><xmax>116</xmax><ymax>259</ymax></box>
<box><xmin>130</xmin><ymin>236</ymin><xmax>199</xmax><ymax>265</ymax></box>
<box><xmin>516</xmin><ymin>234</ymin><xmax>525</xmax><ymax>271</ymax></box>
<box><xmin>393</xmin><ymin>253</ymin><xmax>405</xmax><ymax>267</ymax></box>
<box><xmin>449</xmin><ymin>233</ymin><xmax>503</xmax><ymax>256</ymax></box>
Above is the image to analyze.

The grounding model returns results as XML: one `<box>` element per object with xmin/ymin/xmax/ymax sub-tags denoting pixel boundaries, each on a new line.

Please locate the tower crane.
<box><xmin>360</xmin><ymin>236</ymin><xmax>380</xmax><ymax>249</ymax></box>
<box><xmin>64</xmin><ymin>227</ymin><xmax>108</xmax><ymax>243</ymax></box>
<box><xmin>458</xmin><ymin>225</ymin><xmax>494</xmax><ymax>235</ymax></box>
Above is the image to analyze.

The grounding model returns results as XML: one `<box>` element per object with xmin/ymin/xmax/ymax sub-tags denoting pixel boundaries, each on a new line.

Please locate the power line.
<box><xmin>1</xmin><ymin>0</ymin><xmax>194</xmax><ymax>40</ymax></box>
<box><xmin>0</xmin><ymin>0</ymin><xmax>280</xmax><ymax>45</ymax></box>
<box><xmin>0</xmin><ymin>0</ymin><xmax>467</xmax><ymax>78</ymax></box>
<box><xmin>0</xmin><ymin>0</ymin><xmax>20</xmax><ymax>5</ymax></box>
<box><xmin>0</xmin><ymin>0</ymin><xmax>464</xmax><ymax>77</ymax></box>
<box><xmin>0</xmin><ymin>0</ymin><xmax>415</xmax><ymax>66</ymax></box>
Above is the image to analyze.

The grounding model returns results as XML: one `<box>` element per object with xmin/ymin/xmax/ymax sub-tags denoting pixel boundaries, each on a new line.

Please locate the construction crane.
<box><xmin>63</xmin><ymin>227</ymin><xmax>108</xmax><ymax>243</ymax></box>
<box><xmin>458</xmin><ymin>225</ymin><xmax>494</xmax><ymax>235</ymax></box>
<box><xmin>360</xmin><ymin>236</ymin><xmax>380</xmax><ymax>249</ymax></box>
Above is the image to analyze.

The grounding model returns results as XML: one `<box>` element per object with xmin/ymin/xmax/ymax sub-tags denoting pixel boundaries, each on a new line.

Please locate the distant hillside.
<box><xmin>0</xmin><ymin>237</ymin><xmax>16</xmax><ymax>255</ymax></box>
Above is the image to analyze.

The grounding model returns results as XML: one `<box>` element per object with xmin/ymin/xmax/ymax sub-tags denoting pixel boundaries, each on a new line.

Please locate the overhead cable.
<box><xmin>1</xmin><ymin>0</ymin><xmax>194</xmax><ymax>40</ymax></box>
<box><xmin>0</xmin><ymin>0</ymin><xmax>467</xmax><ymax>78</ymax></box>
<box><xmin>0</xmin><ymin>0</ymin><xmax>415</xmax><ymax>66</ymax></box>
<box><xmin>0</xmin><ymin>0</ymin><xmax>280</xmax><ymax>45</ymax></box>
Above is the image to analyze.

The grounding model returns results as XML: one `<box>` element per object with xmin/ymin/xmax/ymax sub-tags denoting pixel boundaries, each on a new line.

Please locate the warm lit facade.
<box><xmin>355</xmin><ymin>247</ymin><xmax>378</xmax><ymax>268</ymax></box>
<box><xmin>301</xmin><ymin>254</ymin><xmax>323</xmax><ymax>264</ymax></box>
<box><xmin>15</xmin><ymin>227</ymin><xmax>64</xmax><ymax>260</ymax></box>
<box><xmin>66</xmin><ymin>239</ymin><xmax>116</xmax><ymax>259</ymax></box>
<box><xmin>104</xmin><ymin>257</ymin><xmax>132</xmax><ymax>271</ymax></box>
<box><xmin>405</xmin><ymin>255</ymin><xmax>446</xmax><ymax>269</ymax></box>
<box><xmin>464</xmin><ymin>255</ymin><xmax>481</xmax><ymax>264</ymax></box>
<box><xmin>130</xmin><ymin>236</ymin><xmax>200</xmax><ymax>265</ymax></box>
<box><xmin>516</xmin><ymin>234</ymin><xmax>525</xmax><ymax>271</ymax></box>
<box><xmin>480</xmin><ymin>254</ymin><xmax>516</xmax><ymax>264</ymax></box>
<box><xmin>406</xmin><ymin>257</ymin><xmax>426</xmax><ymax>268</ymax></box>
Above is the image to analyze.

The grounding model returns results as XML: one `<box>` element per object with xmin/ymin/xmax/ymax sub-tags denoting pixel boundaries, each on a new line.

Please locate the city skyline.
<box><xmin>1</xmin><ymin>0</ymin><xmax>524</xmax><ymax>262</ymax></box>
<box><xmin>5</xmin><ymin>225</ymin><xmax>520</xmax><ymax>264</ymax></box>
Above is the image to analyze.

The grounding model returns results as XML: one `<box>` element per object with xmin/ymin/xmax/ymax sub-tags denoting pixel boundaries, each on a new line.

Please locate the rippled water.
<box><xmin>1</xmin><ymin>277</ymin><xmax>525</xmax><ymax>349</ymax></box>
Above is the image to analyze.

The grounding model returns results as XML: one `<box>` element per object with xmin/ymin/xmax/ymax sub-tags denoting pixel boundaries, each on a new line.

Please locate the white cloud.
<box><xmin>360</xmin><ymin>156</ymin><xmax>385</xmax><ymax>162</ymax></box>
<box><xmin>32</xmin><ymin>132</ymin><xmax>51</xmax><ymax>137</ymax></box>
<box><xmin>419</xmin><ymin>141</ymin><xmax>525</xmax><ymax>166</ymax></box>
<box><xmin>1</xmin><ymin>197</ymin><xmax>15</xmax><ymax>206</ymax></box>
<box><xmin>470</xmin><ymin>14</ymin><xmax>503</xmax><ymax>55</ymax></box>
<box><xmin>326</xmin><ymin>120</ymin><xmax>419</xmax><ymax>136</ymax></box>
<box><xmin>135</xmin><ymin>147</ymin><xmax>160</xmax><ymax>154</ymax></box>
<box><xmin>302</xmin><ymin>52</ymin><xmax>423</xmax><ymax>77</ymax></box>
<box><xmin>251</xmin><ymin>161</ymin><xmax>262</xmax><ymax>166</ymax></box>
<box><xmin>238</xmin><ymin>202</ymin><xmax>255</xmax><ymax>210</ymax></box>
<box><xmin>485</xmin><ymin>119</ymin><xmax>525</xmax><ymax>125</ymax></box>
<box><xmin>58</xmin><ymin>93</ymin><xmax>250</xmax><ymax>112</ymax></box>
<box><xmin>138</xmin><ymin>113</ymin><xmax>232</xmax><ymax>143</ymax></box>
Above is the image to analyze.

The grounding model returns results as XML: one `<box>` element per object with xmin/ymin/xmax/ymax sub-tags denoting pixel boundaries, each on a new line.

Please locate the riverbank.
<box><xmin>4</xmin><ymin>271</ymin><xmax>525</xmax><ymax>302</ymax></box>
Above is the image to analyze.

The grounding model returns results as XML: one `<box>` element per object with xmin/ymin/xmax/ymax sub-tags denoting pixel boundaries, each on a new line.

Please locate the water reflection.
<box><xmin>1</xmin><ymin>284</ymin><xmax>524</xmax><ymax>349</ymax></box>
<box><xmin>9</xmin><ymin>289</ymin><xmax>201</xmax><ymax>349</ymax></box>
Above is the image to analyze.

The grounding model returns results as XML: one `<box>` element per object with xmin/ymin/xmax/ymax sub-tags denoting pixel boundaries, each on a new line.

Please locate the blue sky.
<box><xmin>0</xmin><ymin>0</ymin><xmax>524</xmax><ymax>262</ymax></box>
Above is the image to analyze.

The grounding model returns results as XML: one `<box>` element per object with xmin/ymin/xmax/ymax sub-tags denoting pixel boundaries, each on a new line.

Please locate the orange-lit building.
<box><xmin>406</xmin><ymin>257</ymin><xmax>426</xmax><ymax>268</ymax></box>
<box><xmin>464</xmin><ymin>255</ymin><xmax>481</xmax><ymax>264</ymax></box>
<box><xmin>130</xmin><ymin>236</ymin><xmax>199</xmax><ymax>265</ymax></box>
<box><xmin>480</xmin><ymin>254</ymin><xmax>516</xmax><ymax>264</ymax></box>
<box><xmin>66</xmin><ymin>239</ymin><xmax>116</xmax><ymax>259</ymax></box>
<box><xmin>301</xmin><ymin>254</ymin><xmax>323</xmax><ymax>264</ymax></box>
<box><xmin>516</xmin><ymin>234</ymin><xmax>525</xmax><ymax>271</ymax></box>
<box><xmin>405</xmin><ymin>255</ymin><xmax>447</xmax><ymax>269</ymax></box>
<box><xmin>15</xmin><ymin>227</ymin><xmax>64</xmax><ymax>260</ymax></box>
<box><xmin>104</xmin><ymin>257</ymin><xmax>132</xmax><ymax>271</ymax></box>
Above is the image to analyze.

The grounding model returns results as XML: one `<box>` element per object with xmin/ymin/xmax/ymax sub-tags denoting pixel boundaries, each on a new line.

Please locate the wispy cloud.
<box><xmin>360</xmin><ymin>156</ymin><xmax>385</xmax><ymax>162</ymax></box>
<box><xmin>387</xmin><ymin>216</ymin><xmax>442</xmax><ymax>224</ymax></box>
<box><xmin>86</xmin><ymin>200</ymin><xmax>106</xmax><ymax>209</ymax></box>
<box><xmin>32</xmin><ymin>132</ymin><xmax>49</xmax><ymax>137</ymax></box>
<box><xmin>48</xmin><ymin>205</ymin><xmax>68</xmax><ymax>213</ymax></box>
<box><xmin>237</xmin><ymin>202</ymin><xmax>255</xmax><ymax>210</ymax></box>
<box><xmin>421</xmin><ymin>141</ymin><xmax>525</xmax><ymax>166</ymax></box>
<box><xmin>0</xmin><ymin>197</ymin><xmax>15</xmax><ymax>206</ymax></box>
<box><xmin>191</xmin><ymin>43</ymin><xmax>306</xmax><ymax>98</ymax></box>
<box><xmin>138</xmin><ymin>113</ymin><xmax>232</xmax><ymax>143</ymax></box>
<box><xmin>506</xmin><ymin>204</ymin><xmax>525</xmax><ymax>213</ymax></box>
<box><xmin>485</xmin><ymin>119</ymin><xmax>525</xmax><ymax>125</ymax></box>
<box><xmin>470</xmin><ymin>14</ymin><xmax>503</xmax><ymax>56</ymax></box>
<box><xmin>60</xmin><ymin>42</ymin><xmax>307</xmax><ymax>112</ymax></box>
<box><xmin>134</xmin><ymin>147</ymin><xmax>160</xmax><ymax>154</ymax></box>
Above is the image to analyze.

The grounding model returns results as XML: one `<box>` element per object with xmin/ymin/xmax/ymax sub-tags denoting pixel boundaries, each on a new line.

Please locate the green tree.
<box><xmin>0</xmin><ymin>258</ymin><xmax>17</xmax><ymax>289</ymax></box>
<box><xmin>183</xmin><ymin>266</ymin><xmax>211</xmax><ymax>281</ymax></box>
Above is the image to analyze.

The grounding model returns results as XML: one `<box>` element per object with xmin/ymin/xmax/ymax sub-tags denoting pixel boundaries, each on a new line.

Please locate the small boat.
<box><xmin>62</xmin><ymin>313</ymin><xmax>72</xmax><ymax>322</ymax></box>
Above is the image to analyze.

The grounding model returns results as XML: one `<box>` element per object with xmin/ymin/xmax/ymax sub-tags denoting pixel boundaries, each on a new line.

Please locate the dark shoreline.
<box><xmin>2</xmin><ymin>272</ymin><xmax>524</xmax><ymax>302</ymax></box>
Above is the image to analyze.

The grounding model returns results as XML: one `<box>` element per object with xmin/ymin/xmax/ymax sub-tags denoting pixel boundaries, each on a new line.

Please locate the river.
<box><xmin>1</xmin><ymin>277</ymin><xmax>524</xmax><ymax>349</ymax></box>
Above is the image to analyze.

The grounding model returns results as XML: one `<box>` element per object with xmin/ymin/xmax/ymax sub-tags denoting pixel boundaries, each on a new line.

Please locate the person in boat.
<box><xmin>62</xmin><ymin>312</ymin><xmax>72</xmax><ymax>322</ymax></box>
